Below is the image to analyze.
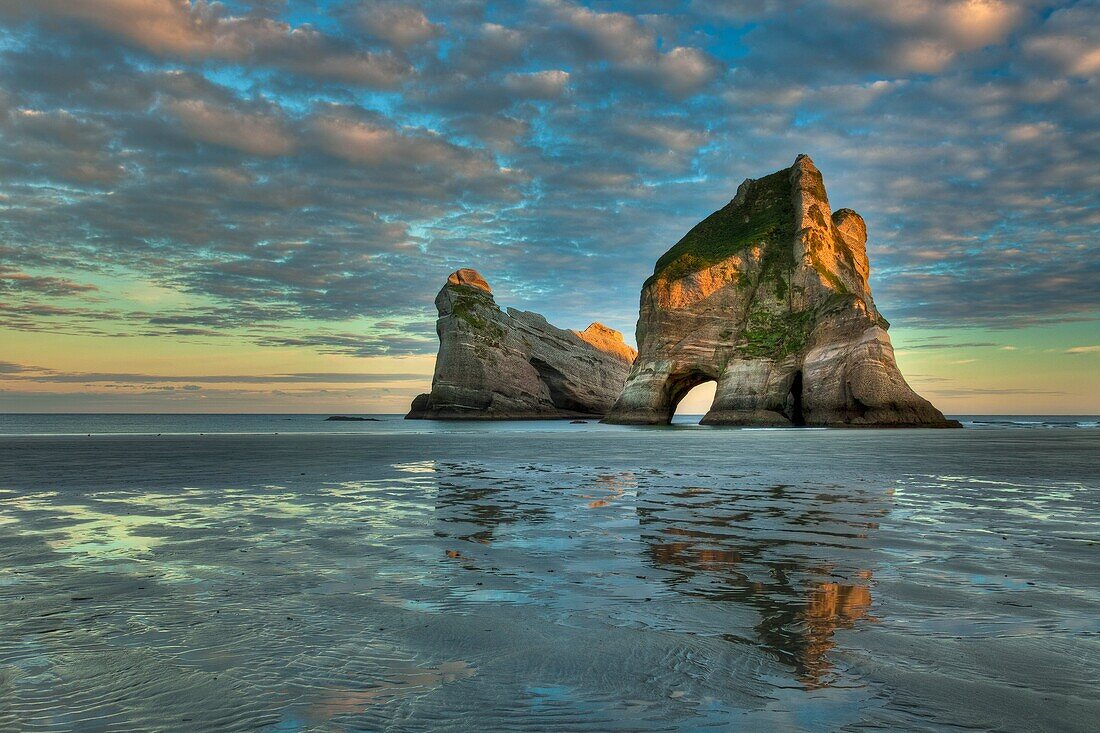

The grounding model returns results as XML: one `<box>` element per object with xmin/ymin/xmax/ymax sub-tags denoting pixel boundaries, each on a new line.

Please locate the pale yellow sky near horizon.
<box><xmin>3</xmin><ymin>319</ymin><xmax>1097</xmax><ymax>415</ymax></box>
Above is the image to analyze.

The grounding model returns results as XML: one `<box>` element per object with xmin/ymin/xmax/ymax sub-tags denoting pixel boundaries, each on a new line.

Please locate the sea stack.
<box><xmin>407</xmin><ymin>269</ymin><xmax>637</xmax><ymax>419</ymax></box>
<box><xmin>604</xmin><ymin>155</ymin><xmax>958</xmax><ymax>427</ymax></box>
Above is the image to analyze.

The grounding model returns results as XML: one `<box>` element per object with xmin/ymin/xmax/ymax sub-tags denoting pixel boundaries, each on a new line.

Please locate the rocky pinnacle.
<box><xmin>407</xmin><ymin>269</ymin><xmax>636</xmax><ymax>419</ymax></box>
<box><xmin>603</xmin><ymin>155</ymin><xmax>959</xmax><ymax>427</ymax></box>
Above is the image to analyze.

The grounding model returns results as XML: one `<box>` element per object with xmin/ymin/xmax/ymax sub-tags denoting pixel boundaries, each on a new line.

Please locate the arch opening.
<box><xmin>669</xmin><ymin>373</ymin><xmax>717</xmax><ymax>425</ymax></box>
<box><xmin>787</xmin><ymin>370</ymin><xmax>806</xmax><ymax>426</ymax></box>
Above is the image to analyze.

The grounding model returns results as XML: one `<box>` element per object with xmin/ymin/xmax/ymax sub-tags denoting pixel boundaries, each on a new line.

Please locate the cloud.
<box><xmin>0</xmin><ymin>0</ymin><xmax>411</xmax><ymax>87</ymax></box>
<box><xmin>165</xmin><ymin>98</ymin><xmax>294</xmax><ymax>156</ymax></box>
<box><xmin>311</xmin><ymin>113</ymin><xmax>445</xmax><ymax>165</ymax></box>
<box><xmin>924</xmin><ymin>386</ymin><xmax>1065</xmax><ymax>397</ymax></box>
<box><xmin>3</xmin><ymin>366</ymin><xmax>428</xmax><ymax>384</ymax></box>
<box><xmin>0</xmin><ymin>360</ymin><xmax>40</xmax><ymax>374</ymax></box>
<box><xmin>0</xmin><ymin>385</ymin><xmax>425</xmax><ymax>411</ymax></box>
<box><xmin>2</xmin><ymin>107</ymin><xmax>123</xmax><ymax>184</ymax></box>
<box><xmin>728</xmin><ymin>0</ymin><xmax>1029</xmax><ymax>81</ymax></box>
<box><xmin>837</xmin><ymin>0</ymin><xmax>1024</xmax><ymax>44</ymax></box>
<box><xmin>0</xmin><ymin>0</ymin><xmax>1096</xmax><ymax>382</ymax></box>
<box><xmin>503</xmin><ymin>70</ymin><xmax>571</xmax><ymax>98</ymax></box>
<box><xmin>899</xmin><ymin>340</ymin><xmax>1001</xmax><ymax>350</ymax></box>
<box><xmin>252</xmin><ymin>330</ymin><xmax>437</xmax><ymax>357</ymax></box>
<box><xmin>305</xmin><ymin>107</ymin><xmax>521</xmax><ymax>196</ymax></box>
<box><xmin>655</xmin><ymin>46</ymin><xmax>720</xmax><ymax>95</ymax></box>
<box><xmin>0</xmin><ymin>266</ymin><xmax>97</xmax><ymax>296</ymax></box>
<box><xmin>0</xmin><ymin>0</ymin><xmax>219</xmax><ymax>56</ymax></box>
<box><xmin>1023</xmin><ymin>4</ymin><xmax>1100</xmax><ymax>77</ymax></box>
<box><xmin>353</xmin><ymin>3</ymin><xmax>442</xmax><ymax>49</ymax></box>
<box><xmin>542</xmin><ymin>0</ymin><xmax>719</xmax><ymax>94</ymax></box>
<box><xmin>828</xmin><ymin>0</ymin><xmax>1026</xmax><ymax>72</ymax></box>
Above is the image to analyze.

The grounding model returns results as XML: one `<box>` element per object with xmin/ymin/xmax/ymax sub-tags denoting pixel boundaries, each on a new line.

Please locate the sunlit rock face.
<box><xmin>407</xmin><ymin>269</ymin><xmax>637</xmax><ymax>419</ymax></box>
<box><xmin>605</xmin><ymin>155</ymin><xmax>958</xmax><ymax>427</ymax></box>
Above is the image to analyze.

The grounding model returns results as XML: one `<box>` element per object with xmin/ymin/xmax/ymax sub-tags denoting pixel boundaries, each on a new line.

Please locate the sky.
<box><xmin>0</xmin><ymin>0</ymin><xmax>1096</xmax><ymax>415</ymax></box>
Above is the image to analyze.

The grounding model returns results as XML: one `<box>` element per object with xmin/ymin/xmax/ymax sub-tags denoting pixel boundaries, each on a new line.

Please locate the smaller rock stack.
<box><xmin>406</xmin><ymin>269</ymin><xmax>637</xmax><ymax>419</ymax></box>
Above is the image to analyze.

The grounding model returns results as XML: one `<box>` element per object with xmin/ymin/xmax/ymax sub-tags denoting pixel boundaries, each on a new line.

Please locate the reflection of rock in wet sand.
<box><xmin>432</xmin><ymin>462</ymin><xmax>551</xmax><ymax>545</ymax></box>
<box><xmin>432</xmin><ymin>464</ymin><xmax>637</xmax><ymax>542</ymax></box>
<box><xmin>585</xmin><ymin>472</ymin><xmax>633</xmax><ymax>508</ymax></box>
<box><xmin>649</xmin><ymin>537</ymin><xmax>742</xmax><ymax>568</ymax></box>
<box><xmin>638</xmin><ymin>484</ymin><xmax>878</xmax><ymax>688</ymax></box>
<box><xmin>308</xmin><ymin>661</ymin><xmax>475</xmax><ymax>723</ymax></box>
<box><xmin>797</xmin><ymin>581</ymin><xmax>873</xmax><ymax>688</ymax></box>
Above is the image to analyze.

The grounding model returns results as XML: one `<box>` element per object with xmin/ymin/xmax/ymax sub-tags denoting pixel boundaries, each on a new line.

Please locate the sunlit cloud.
<box><xmin>353</xmin><ymin>2</ymin><xmax>442</xmax><ymax>49</ymax></box>
<box><xmin>0</xmin><ymin>0</ymin><xmax>411</xmax><ymax>86</ymax></box>
<box><xmin>0</xmin><ymin>0</ymin><xmax>1096</xmax><ymax>411</ymax></box>
<box><xmin>165</xmin><ymin>99</ymin><xmax>295</xmax><ymax>156</ymax></box>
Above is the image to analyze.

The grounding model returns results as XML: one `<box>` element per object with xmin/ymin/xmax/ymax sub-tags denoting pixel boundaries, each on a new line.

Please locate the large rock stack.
<box><xmin>604</xmin><ymin>155</ymin><xmax>957</xmax><ymax>427</ymax></box>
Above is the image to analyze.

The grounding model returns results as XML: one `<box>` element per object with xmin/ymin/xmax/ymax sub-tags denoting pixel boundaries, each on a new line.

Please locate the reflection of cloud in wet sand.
<box><xmin>586</xmin><ymin>472</ymin><xmax>634</xmax><ymax>508</ymax></box>
<box><xmin>308</xmin><ymin>661</ymin><xmax>475</xmax><ymax>722</ymax></box>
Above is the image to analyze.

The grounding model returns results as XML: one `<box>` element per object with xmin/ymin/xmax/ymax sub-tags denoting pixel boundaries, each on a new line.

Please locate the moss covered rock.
<box><xmin>604</xmin><ymin>155</ymin><xmax>957</xmax><ymax>427</ymax></box>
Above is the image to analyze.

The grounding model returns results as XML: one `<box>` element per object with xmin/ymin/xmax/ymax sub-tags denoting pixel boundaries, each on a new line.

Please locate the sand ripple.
<box><xmin>0</xmin><ymin>429</ymin><xmax>1096</xmax><ymax>731</ymax></box>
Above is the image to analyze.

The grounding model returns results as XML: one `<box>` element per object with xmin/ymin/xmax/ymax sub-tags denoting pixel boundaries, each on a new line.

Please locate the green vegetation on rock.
<box><xmin>802</xmin><ymin>167</ymin><xmax>829</xmax><ymax>205</ymax></box>
<box><xmin>449</xmin><ymin>290</ymin><xmax>505</xmax><ymax>341</ymax></box>
<box><xmin>811</xmin><ymin>258</ymin><xmax>850</xmax><ymax>294</ymax></box>
<box><xmin>739</xmin><ymin>308</ymin><xmax>815</xmax><ymax>359</ymax></box>
<box><xmin>771</xmin><ymin>273</ymin><xmax>789</xmax><ymax>301</ymax></box>
<box><xmin>648</xmin><ymin>169</ymin><xmax>795</xmax><ymax>285</ymax></box>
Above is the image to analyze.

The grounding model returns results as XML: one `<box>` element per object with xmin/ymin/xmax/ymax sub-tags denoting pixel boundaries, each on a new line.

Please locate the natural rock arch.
<box><xmin>663</xmin><ymin>370</ymin><xmax>719</xmax><ymax>419</ymax></box>
<box><xmin>604</xmin><ymin>155</ymin><xmax>958</xmax><ymax>428</ymax></box>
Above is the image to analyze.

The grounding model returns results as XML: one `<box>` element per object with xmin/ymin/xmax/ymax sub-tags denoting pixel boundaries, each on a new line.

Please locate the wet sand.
<box><xmin>0</xmin><ymin>426</ymin><xmax>1097</xmax><ymax>731</ymax></box>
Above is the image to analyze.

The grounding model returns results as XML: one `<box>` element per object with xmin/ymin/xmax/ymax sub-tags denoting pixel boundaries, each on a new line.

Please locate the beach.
<box><xmin>0</xmin><ymin>417</ymin><xmax>1097</xmax><ymax>731</ymax></box>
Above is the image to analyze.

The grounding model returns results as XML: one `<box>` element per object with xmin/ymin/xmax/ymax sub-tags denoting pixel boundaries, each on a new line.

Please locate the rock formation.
<box><xmin>604</xmin><ymin>154</ymin><xmax>958</xmax><ymax>427</ymax></box>
<box><xmin>407</xmin><ymin>269</ymin><xmax>637</xmax><ymax>419</ymax></box>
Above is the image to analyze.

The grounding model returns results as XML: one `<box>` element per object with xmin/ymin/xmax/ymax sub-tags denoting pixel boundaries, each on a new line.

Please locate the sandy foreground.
<box><xmin>0</xmin><ymin>424</ymin><xmax>1097</xmax><ymax>731</ymax></box>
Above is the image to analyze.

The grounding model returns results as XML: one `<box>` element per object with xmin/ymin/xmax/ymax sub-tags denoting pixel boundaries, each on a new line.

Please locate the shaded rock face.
<box><xmin>605</xmin><ymin>155</ymin><xmax>958</xmax><ymax>427</ymax></box>
<box><xmin>407</xmin><ymin>269</ymin><xmax>637</xmax><ymax>419</ymax></box>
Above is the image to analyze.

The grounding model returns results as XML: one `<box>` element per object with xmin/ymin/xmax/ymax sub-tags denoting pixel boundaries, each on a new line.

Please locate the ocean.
<box><xmin>0</xmin><ymin>415</ymin><xmax>1096</xmax><ymax>731</ymax></box>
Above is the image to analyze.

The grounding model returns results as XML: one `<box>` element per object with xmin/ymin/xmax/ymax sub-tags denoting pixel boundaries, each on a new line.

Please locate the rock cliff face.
<box><xmin>604</xmin><ymin>155</ymin><xmax>958</xmax><ymax>427</ymax></box>
<box><xmin>407</xmin><ymin>269</ymin><xmax>637</xmax><ymax>419</ymax></box>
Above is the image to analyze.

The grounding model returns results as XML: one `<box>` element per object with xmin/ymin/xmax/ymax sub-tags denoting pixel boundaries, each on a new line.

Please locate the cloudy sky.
<box><xmin>0</xmin><ymin>0</ymin><xmax>1096</xmax><ymax>414</ymax></box>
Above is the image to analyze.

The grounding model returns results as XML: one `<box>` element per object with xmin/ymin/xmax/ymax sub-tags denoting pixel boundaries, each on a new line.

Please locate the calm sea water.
<box><xmin>1</xmin><ymin>412</ymin><xmax>1098</xmax><ymax>435</ymax></box>
<box><xmin>0</xmin><ymin>416</ymin><xmax>1097</xmax><ymax>731</ymax></box>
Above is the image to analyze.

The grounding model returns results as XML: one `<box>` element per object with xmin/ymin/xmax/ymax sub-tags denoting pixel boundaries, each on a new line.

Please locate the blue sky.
<box><xmin>0</xmin><ymin>0</ymin><xmax>1097</xmax><ymax>412</ymax></box>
